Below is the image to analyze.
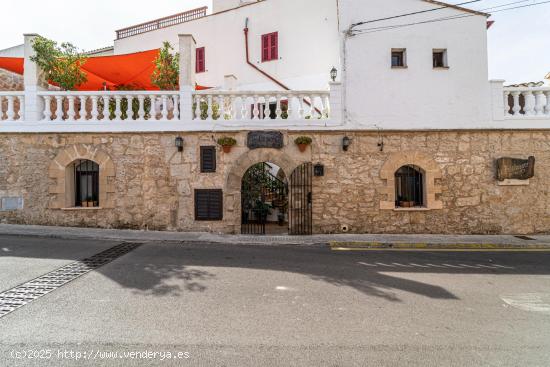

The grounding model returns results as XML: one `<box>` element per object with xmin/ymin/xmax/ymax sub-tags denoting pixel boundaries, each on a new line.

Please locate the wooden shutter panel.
<box><xmin>262</xmin><ymin>34</ymin><xmax>269</xmax><ymax>62</ymax></box>
<box><xmin>271</xmin><ymin>32</ymin><xmax>278</xmax><ymax>60</ymax></box>
<box><xmin>196</xmin><ymin>47</ymin><xmax>205</xmax><ymax>73</ymax></box>
<box><xmin>200</xmin><ymin>146</ymin><xmax>216</xmax><ymax>173</ymax></box>
<box><xmin>195</xmin><ymin>189</ymin><xmax>223</xmax><ymax>220</ymax></box>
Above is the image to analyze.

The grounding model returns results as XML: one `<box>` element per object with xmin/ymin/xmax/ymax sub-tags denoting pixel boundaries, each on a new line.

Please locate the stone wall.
<box><xmin>0</xmin><ymin>130</ymin><xmax>548</xmax><ymax>234</ymax></box>
<box><xmin>0</xmin><ymin>69</ymin><xmax>23</xmax><ymax>91</ymax></box>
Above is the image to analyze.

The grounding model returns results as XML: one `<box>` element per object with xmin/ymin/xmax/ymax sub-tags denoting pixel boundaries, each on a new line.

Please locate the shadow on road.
<box><xmin>3</xmin><ymin>235</ymin><xmax>550</xmax><ymax>302</ymax></box>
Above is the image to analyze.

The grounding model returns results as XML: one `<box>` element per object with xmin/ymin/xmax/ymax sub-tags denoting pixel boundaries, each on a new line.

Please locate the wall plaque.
<box><xmin>496</xmin><ymin>156</ymin><xmax>535</xmax><ymax>181</ymax></box>
<box><xmin>247</xmin><ymin>131</ymin><xmax>284</xmax><ymax>150</ymax></box>
<box><xmin>1</xmin><ymin>197</ymin><xmax>24</xmax><ymax>211</ymax></box>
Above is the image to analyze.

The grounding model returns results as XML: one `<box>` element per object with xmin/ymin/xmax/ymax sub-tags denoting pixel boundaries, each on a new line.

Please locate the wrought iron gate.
<box><xmin>289</xmin><ymin>162</ymin><xmax>313</xmax><ymax>235</ymax></box>
<box><xmin>241</xmin><ymin>163</ymin><xmax>288</xmax><ymax>235</ymax></box>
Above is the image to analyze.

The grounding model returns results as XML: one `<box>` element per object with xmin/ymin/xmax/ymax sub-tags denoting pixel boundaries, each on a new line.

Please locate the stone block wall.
<box><xmin>0</xmin><ymin>69</ymin><xmax>23</xmax><ymax>91</ymax></box>
<box><xmin>0</xmin><ymin>130</ymin><xmax>548</xmax><ymax>234</ymax></box>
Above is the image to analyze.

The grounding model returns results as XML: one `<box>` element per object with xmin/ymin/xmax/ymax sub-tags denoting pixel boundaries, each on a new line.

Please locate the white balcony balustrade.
<box><xmin>192</xmin><ymin>91</ymin><xmax>331</xmax><ymax>122</ymax></box>
<box><xmin>0</xmin><ymin>92</ymin><xmax>25</xmax><ymax>121</ymax></box>
<box><xmin>503</xmin><ymin>87</ymin><xmax>550</xmax><ymax>118</ymax></box>
<box><xmin>37</xmin><ymin>91</ymin><xmax>180</xmax><ymax>122</ymax></box>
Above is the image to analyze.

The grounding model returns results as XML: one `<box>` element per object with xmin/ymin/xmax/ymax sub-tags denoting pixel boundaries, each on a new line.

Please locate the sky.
<box><xmin>1</xmin><ymin>0</ymin><xmax>548</xmax><ymax>84</ymax></box>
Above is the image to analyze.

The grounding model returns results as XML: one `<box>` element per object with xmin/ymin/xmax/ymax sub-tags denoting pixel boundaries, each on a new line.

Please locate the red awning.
<box><xmin>0</xmin><ymin>49</ymin><xmax>211</xmax><ymax>91</ymax></box>
<box><xmin>0</xmin><ymin>57</ymin><xmax>24</xmax><ymax>75</ymax></box>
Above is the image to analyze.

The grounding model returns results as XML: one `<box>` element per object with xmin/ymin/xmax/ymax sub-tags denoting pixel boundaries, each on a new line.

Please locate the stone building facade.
<box><xmin>0</xmin><ymin>130</ymin><xmax>546</xmax><ymax>234</ymax></box>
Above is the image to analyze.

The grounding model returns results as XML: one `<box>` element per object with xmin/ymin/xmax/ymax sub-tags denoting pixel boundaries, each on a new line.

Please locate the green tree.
<box><xmin>30</xmin><ymin>36</ymin><xmax>88</xmax><ymax>91</ymax></box>
<box><xmin>151</xmin><ymin>42</ymin><xmax>180</xmax><ymax>90</ymax></box>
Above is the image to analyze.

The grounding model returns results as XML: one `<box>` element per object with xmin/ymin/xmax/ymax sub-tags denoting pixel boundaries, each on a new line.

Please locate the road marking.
<box><xmin>0</xmin><ymin>242</ymin><xmax>141</xmax><ymax>319</ymax></box>
<box><xmin>330</xmin><ymin>241</ymin><xmax>550</xmax><ymax>251</ymax></box>
<box><xmin>500</xmin><ymin>293</ymin><xmax>550</xmax><ymax>314</ymax></box>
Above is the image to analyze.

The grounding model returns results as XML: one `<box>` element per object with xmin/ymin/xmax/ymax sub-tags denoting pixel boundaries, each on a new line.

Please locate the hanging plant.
<box><xmin>294</xmin><ymin>136</ymin><xmax>312</xmax><ymax>152</ymax></box>
<box><xmin>217</xmin><ymin>137</ymin><xmax>237</xmax><ymax>153</ymax></box>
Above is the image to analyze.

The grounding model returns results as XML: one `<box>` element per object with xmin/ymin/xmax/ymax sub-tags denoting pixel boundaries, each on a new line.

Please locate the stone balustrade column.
<box><xmin>490</xmin><ymin>79</ymin><xmax>505</xmax><ymax>121</ymax></box>
<box><xmin>23</xmin><ymin>33</ymin><xmax>47</xmax><ymax>122</ymax></box>
<box><xmin>178</xmin><ymin>34</ymin><xmax>196</xmax><ymax>122</ymax></box>
<box><xmin>329</xmin><ymin>81</ymin><xmax>344</xmax><ymax>126</ymax></box>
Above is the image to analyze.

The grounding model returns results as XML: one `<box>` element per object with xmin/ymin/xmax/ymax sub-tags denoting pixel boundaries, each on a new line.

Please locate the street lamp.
<box><xmin>330</xmin><ymin>67</ymin><xmax>338</xmax><ymax>82</ymax></box>
<box><xmin>175</xmin><ymin>136</ymin><xmax>184</xmax><ymax>152</ymax></box>
<box><xmin>342</xmin><ymin>136</ymin><xmax>351</xmax><ymax>152</ymax></box>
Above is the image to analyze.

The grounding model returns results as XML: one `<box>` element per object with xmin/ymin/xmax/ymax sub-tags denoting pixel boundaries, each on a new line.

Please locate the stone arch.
<box><xmin>379</xmin><ymin>151</ymin><xmax>443</xmax><ymax>210</ymax></box>
<box><xmin>224</xmin><ymin>148</ymin><xmax>305</xmax><ymax>233</ymax></box>
<box><xmin>48</xmin><ymin>144</ymin><xmax>116</xmax><ymax>209</ymax></box>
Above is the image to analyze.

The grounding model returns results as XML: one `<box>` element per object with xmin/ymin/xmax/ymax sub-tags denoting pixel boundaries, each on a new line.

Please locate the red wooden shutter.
<box><xmin>262</xmin><ymin>34</ymin><xmax>269</xmax><ymax>62</ymax></box>
<box><xmin>196</xmin><ymin>47</ymin><xmax>205</xmax><ymax>73</ymax></box>
<box><xmin>270</xmin><ymin>32</ymin><xmax>278</xmax><ymax>60</ymax></box>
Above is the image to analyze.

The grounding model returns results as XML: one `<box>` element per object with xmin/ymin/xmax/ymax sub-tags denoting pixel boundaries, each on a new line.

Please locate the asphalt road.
<box><xmin>1</xmin><ymin>234</ymin><xmax>549</xmax><ymax>366</ymax></box>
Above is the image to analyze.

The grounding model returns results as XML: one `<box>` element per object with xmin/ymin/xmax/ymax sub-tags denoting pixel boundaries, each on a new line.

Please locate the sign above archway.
<box><xmin>247</xmin><ymin>131</ymin><xmax>284</xmax><ymax>150</ymax></box>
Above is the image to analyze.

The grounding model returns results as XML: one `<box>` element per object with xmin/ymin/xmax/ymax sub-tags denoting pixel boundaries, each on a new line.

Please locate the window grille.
<box><xmin>195</xmin><ymin>189</ymin><xmax>223</xmax><ymax>220</ymax></box>
<box><xmin>395</xmin><ymin>165</ymin><xmax>424</xmax><ymax>208</ymax></box>
<box><xmin>74</xmin><ymin>160</ymin><xmax>99</xmax><ymax>207</ymax></box>
<box><xmin>200</xmin><ymin>146</ymin><xmax>216</xmax><ymax>173</ymax></box>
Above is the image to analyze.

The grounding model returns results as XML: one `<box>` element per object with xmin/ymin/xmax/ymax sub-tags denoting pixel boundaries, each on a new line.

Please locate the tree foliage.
<box><xmin>151</xmin><ymin>42</ymin><xmax>180</xmax><ymax>90</ymax></box>
<box><xmin>30</xmin><ymin>36</ymin><xmax>88</xmax><ymax>91</ymax></box>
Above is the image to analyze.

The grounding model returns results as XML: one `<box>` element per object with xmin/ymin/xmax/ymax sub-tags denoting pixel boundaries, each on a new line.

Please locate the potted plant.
<box><xmin>276</xmin><ymin>202</ymin><xmax>288</xmax><ymax>226</ymax></box>
<box><xmin>217</xmin><ymin>137</ymin><xmax>237</xmax><ymax>153</ymax></box>
<box><xmin>398</xmin><ymin>195</ymin><xmax>415</xmax><ymax>208</ymax></box>
<box><xmin>82</xmin><ymin>196</ymin><xmax>95</xmax><ymax>208</ymax></box>
<box><xmin>254</xmin><ymin>200</ymin><xmax>272</xmax><ymax>223</ymax></box>
<box><xmin>294</xmin><ymin>136</ymin><xmax>313</xmax><ymax>152</ymax></box>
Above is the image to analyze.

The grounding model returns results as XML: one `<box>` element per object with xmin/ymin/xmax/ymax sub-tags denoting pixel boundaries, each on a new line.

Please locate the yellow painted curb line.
<box><xmin>329</xmin><ymin>241</ymin><xmax>550</xmax><ymax>251</ymax></box>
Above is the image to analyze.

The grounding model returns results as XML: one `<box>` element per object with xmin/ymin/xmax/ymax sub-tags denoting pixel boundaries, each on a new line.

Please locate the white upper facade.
<box><xmin>112</xmin><ymin>0</ymin><xmax>508</xmax><ymax>129</ymax></box>
<box><xmin>114</xmin><ymin>0</ymin><xmax>340</xmax><ymax>92</ymax></box>
<box><xmin>2</xmin><ymin>0</ymin><xmax>549</xmax><ymax>131</ymax></box>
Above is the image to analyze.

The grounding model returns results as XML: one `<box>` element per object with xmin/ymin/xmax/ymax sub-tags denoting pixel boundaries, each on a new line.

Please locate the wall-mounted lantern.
<box><xmin>342</xmin><ymin>136</ymin><xmax>352</xmax><ymax>152</ymax></box>
<box><xmin>330</xmin><ymin>67</ymin><xmax>338</xmax><ymax>82</ymax></box>
<box><xmin>175</xmin><ymin>136</ymin><xmax>184</xmax><ymax>152</ymax></box>
<box><xmin>314</xmin><ymin>163</ymin><xmax>325</xmax><ymax>177</ymax></box>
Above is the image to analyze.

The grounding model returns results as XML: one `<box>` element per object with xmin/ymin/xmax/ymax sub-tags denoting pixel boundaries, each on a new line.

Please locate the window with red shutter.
<box><xmin>196</xmin><ymin>47</ymin><xmax>205</xmax><ymax>73</ymax></box>
<box><xmin>261</xmin><ymin>32</ymin><xmax>278</xmax><ymax>62</ymax></box>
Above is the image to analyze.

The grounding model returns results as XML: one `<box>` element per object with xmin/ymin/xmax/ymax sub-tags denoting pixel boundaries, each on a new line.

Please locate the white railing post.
<box><xmin>490</xmin><ymin>80</ymin><xmax>505</xmax><ymax>121</ymax></box>
<box><xmin>23</xmin><ymin>33</ymin><xmax>46</xmax><ymax>122</ymax></box>
<box><xmin>329</xmin><ymin>81</ymin><xmax>343</xmax><ymax>125</ymax></box>
<box><xmin>178</xmin><ymin>34</ymin><xmax>196</xmax><ymax>122</ymax></box>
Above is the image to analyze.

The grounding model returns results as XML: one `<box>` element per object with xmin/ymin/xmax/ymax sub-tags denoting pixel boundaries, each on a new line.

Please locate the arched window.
<box><xmin>73</xmin><ymin>160</ymin><xmax>99</xmax><ymax>207</ymax></box>
<box><xmin>395</xmin><ymin>165</ymin><xmax>424</xmax><ymax>208</ymax></box>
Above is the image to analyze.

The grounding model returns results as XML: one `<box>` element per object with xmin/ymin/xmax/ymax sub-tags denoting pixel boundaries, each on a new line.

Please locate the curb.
<box><xmin>329</xmin><ymin>242</ymin><xmax>550</xmax><ymax>251</ymax></box>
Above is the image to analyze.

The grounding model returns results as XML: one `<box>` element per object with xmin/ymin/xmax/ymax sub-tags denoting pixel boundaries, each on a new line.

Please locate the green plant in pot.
<box><xmin>254</xmin><ymin>200</ymin><xmax>272</xmax><ymax>223</ymax></box>
<box><xmin>294</xmin><ymin>136</ymin><xmax>312</xmax><ymax>152</ymax></box>
<box><xmin>217</xmin><ymin>137</ymin><xmax>237</xmax><ymax>153</ymax></box>
<box><xmin>398</xmin><ymin>194</ymin><xmax>415</xmax><ymax>208</ymax></box>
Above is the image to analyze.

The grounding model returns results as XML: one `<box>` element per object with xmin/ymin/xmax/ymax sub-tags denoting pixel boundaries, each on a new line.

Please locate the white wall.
<box><xmin>114</xmin><ymin>0</ymin><xmax>340</xmax><ymax>91</ymax></box>
<box><xmin>0</xmin><ymin>44</ymin><xmax>24</xmax><ymax>57</ymax></box>
<box><xmin>213</xmin><ymin>0</ymin><xmax>258</xmax><ymax>13</ymax></box>
<box><xmin>114</xmin><ymin>0</ymin><xmax>496</xmax><ymax>129</ymax></box>
<box><xmin>339</xmin><ymin>0</ymin><xmax>493</xmax><ymax>129</ymax></box>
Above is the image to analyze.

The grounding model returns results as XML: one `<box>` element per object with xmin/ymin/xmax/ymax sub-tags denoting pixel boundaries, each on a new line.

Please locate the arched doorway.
<box><xmin>241</xmin><ymin>162</ymin><xmax>289</xmax><ymax>235</ymax></box>
<box><xmin>240</xmin><ymin>161</ymin><xmax>313</xmax><ymax>235</ymax></box>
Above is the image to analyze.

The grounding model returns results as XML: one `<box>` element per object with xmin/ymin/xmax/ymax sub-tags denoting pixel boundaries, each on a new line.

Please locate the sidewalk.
<box><xmin>1</xmin><ymin>223</ymin><xmax>550</xmax><ymax>248</ymax></box>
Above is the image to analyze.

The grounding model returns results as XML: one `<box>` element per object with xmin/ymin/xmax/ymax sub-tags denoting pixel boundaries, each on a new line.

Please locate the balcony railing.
<box><xmin>115</xmin><ymin>7</ymin><xmax>208</xmax><ymax>40</ymax></box>
<box><xmin>503</xmin><ymin>86</ymin><xmax>550</xmax><ymax>118</ymax></box>
<box><xmin>0</xmin><ymin>92</ymin><xmax>24</xmax><ymax>121</ymax></box>
<box><xmin>38</xmin><ymin>91</ymin><xmax>180</xmax><ymax>122</ymax></box>
<box><xmin>192</xmin><ymin>90</ymin><xmax>331</xmax><ymax>121</ymax></box>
